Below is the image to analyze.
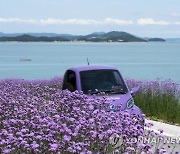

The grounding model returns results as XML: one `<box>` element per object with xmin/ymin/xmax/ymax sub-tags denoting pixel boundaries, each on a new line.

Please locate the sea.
<box><xmin>0</xmin><ymin>42</ymin><xmax>180</xmax><ymax>81</ymax></box>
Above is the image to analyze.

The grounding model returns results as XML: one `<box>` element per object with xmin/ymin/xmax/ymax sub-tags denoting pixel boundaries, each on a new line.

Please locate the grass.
<box><xmin>134</xmin><ymin>92</ymin><xmax>180</xmax><ymax>124</ymax></box>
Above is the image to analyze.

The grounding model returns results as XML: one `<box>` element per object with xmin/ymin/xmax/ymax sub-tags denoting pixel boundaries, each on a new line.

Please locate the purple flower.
<box><xmin>20</xmin><ymin>140</ymin><xmax>27</xmax><ymax>145</ymax></box>
<box><xmin>98</xmin><ymin>134</ymin><xmax>104</xmax><ymax>140</ymax></box>
<box><xmin>86</xmin><ymin>151</ymin><xmax>92</xmax><ymax>154</ymax></box>
<box><xmin>158</xmin><ymin>129</ymin><xmax>164</xmax><ymax>134</ymax></box>
<box><xmin>54</xmin><ymin>114</ymin><xmax>60</xmax><ymax>120</ymax></box>
<box><xmin>157</xmin><ymin>148</ymin><xmax>166</xmax><ymax>154</ymax></box>
<box><xmin>65</xmin><ymin>128</ymin><xmax>72</xmax><ymax>135</ymax></box>
<box><xmin>50</xmin><ymin>143</ymin><xmax>59</xmax><ymax>151</ymax></box>
<box><xmin>3</xmin><ymin>148</ymin><xmax>11</xmax><ymax>154</ymax></box>
<box><xmin>89</xmin><ymin>118</ymin><xmax>94</xmax><ymax>123</ymax></box>
<box><xmin>69</xmin><ymin>117</ymin><xmax>75</xmax><ymax>122</ymax></box>
<box><xmin>89</xmin><ymin>104</ymin><xmax>94</xmax><ymax>110</ymax></box>
<box><xmin>21</xmin><ymin>128</ymin><xmax>28</xmax><ymax>133</ymax></box>
<box><xmin>145</xmin><ymin>122</ymin><xmax>153</xmax><ymax>127</ymax></box>
<box><xmin>36</xmin><ymin>135</ymin><xmax>42</xmax><ymax>140</ymax></box>
<box><xmin>0</xmin><ymin>78</ymin><xmax>173</xmax><ymax>153</ymax></box>
<box><xmin>67</xmin><ymin>147</ymin><xmax>73</xmax><ymax>152</ymax></box>
<box><xmin>32</xmin><ymin>142</ymin><xmax>39</xmax><ymax>149</ymax></box>
<box><xmin>63</xmin><ymin>135</ymin><xmax>71</xmax><ymax>142</ymax></box>
<box><xmin>90</xmin><ymin>131</ymin><xmax>97</xmax><ymax>138</ymax></box>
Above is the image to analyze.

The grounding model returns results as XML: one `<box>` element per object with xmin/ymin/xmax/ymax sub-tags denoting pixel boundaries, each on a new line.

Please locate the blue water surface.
<box><xmin>0</xmin><ymin>42</ymin><xmax>179</xmax><ymax>81</ymax></box>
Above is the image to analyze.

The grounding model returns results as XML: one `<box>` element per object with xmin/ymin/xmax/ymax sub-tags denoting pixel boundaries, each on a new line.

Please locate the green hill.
<box><xmin>77</xmin><ymin>31</ymin><xmax>146</xmax><ymax>42</ymax></box>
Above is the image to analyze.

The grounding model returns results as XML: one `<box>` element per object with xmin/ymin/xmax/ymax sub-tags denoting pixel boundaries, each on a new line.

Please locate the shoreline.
<box><xmin>0</xmin><ymin>40</ymin><xmax>149</xmax><ymax>43</ymax></box>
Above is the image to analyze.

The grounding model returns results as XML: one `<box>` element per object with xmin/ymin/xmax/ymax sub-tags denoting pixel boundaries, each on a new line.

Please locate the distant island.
<box><xmin>148</xmin><ymin>38</ymin><xmax>166</xmax><ymax>42</ymax></box>
<box><xmin>0</xmin><ymin>31</ymin><xmax>166</xmax><ymax>42</ymax></box>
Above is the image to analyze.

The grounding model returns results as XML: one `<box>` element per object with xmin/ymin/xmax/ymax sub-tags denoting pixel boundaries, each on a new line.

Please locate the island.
<box><xmin>148</xmin><ymin>38</ymin><xmax>166</xmax><ymax>42</ymax></box>
<box><xmin>0</xmin><ymin>31</ymin><xmax>147</xmax><ymax>42</ymax></box>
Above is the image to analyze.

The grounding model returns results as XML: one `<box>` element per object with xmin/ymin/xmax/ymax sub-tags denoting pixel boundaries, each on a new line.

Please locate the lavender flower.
<box><xmin>0</xmin><ymin>78</ymin><xmax>178</xmax><ymax>153</ymax></box>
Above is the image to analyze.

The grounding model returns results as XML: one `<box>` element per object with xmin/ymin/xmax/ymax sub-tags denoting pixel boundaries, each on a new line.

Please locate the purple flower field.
<box><xmin>0</xmin><ymin>77</ymin><xmax>179</xmax><ymax>153</ymax></box>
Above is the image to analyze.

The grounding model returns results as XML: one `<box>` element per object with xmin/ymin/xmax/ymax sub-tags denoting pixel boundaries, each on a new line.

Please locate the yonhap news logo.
<box><xmin>109</xmin><ymin>133</ymin><xmax>180</xmax><ymax>147</ymax></box>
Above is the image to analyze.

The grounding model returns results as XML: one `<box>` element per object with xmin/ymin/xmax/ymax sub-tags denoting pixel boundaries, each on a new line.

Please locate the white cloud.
<box><xmin>0</xmin><ymin>18</ymin><xmax>36</xmax><ymax>24</ymax></box>
<box><xmin>0</xmin><ymin>18</ymin><xmax>133</xmax><ymax>26</ymax></box>
<box><xmin>103</xmin><ymin>18</ymin><xmax>133</xmax><ymax>25</ymax></box>
<box><xmin>1</xmin><ymin>17</ymin><xmax>179</xmax><ymax>27</ymax></box>
<box><xmin>137</xmin><ymin>18</ymin><xmax>170</xmax><ymax>25</ymax></box>
<box><xmin>175</xmin><ymin>22</ymin><xmax>180</xmax><ymax>25</ymax></box>
<box><xmin>39</xmin><ymin>18</ymin><xmax>100</xmax><ymax>25</ymax></box>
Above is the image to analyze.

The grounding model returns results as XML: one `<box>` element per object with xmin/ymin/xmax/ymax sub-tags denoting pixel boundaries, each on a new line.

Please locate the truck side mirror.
<box><xmin>130</xmin><ymin>86</ymin><xmax>140</xmax><ymax>95</ymax></box>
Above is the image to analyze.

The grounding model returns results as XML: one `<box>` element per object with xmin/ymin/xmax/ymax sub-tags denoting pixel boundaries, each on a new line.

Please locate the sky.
<box><xmin>0</xmin><ymin>0</ymin><xmax>180</xmax><ymax>38</ymax></box>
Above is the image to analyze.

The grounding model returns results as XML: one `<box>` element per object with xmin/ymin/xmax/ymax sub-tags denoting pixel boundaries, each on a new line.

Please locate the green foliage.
<box><xmin>134</xmin><ymin>86</ymin><xmax>180</xmax><ymax>124</ymax></box>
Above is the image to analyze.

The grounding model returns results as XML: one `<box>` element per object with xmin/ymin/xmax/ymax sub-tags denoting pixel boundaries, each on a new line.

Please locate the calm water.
<box><xmin>0</xmin><ymin>42</ymin><xmax>180</xmax><ymax>81</ymax></box>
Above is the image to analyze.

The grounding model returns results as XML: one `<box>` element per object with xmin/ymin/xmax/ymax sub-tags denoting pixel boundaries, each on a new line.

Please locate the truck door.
<box><xmin>62</xmin><ymin>70</ymin><xmax>77</xmax><ymax>92</ymax></box>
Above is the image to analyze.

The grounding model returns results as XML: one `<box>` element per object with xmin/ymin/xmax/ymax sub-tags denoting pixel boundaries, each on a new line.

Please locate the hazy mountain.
<box><xmin>0</xmin><ymin>33</ymin><xmax>23</xmax><ymax>37</ymax></box>
<box><xmin>84</xmin><ymin>32</ymin><xmax>106</xmax><ymax>38</ymax></box>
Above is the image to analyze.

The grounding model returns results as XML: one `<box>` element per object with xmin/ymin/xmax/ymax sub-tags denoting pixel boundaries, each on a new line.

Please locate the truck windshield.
<box><xmin>80</xmin><ymin>69</ymin><xmax>128</xmax><ymax>94</ymax></box>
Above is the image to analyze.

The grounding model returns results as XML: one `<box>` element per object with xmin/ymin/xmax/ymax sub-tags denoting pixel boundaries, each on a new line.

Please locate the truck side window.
<box><xmin>113</xmin><ymin>71</ymin><xmax>123</xmax><ymax>86</ymax></box>
<box><xmin>62</xmin><ymin>70</ymin><xmax>76</xmax><ymax>92</ymax></box>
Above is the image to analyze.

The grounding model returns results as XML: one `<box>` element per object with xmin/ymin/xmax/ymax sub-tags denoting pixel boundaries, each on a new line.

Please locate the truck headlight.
<box><xmin>109</xmin><ymin>104</ymin><xmax>117</xmax><ymax>111</ymax></box>
<box><xmin>127</xmin><ymin>98</ymin><xmax>134</xmax><ymax>109</ymax></box>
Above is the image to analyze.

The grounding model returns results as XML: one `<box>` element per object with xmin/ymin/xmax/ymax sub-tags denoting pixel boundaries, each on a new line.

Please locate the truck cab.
<box><xmin>62</xmin><ymin>65</ymin><xmax>143</xmax><ymax>117</ymax></box>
